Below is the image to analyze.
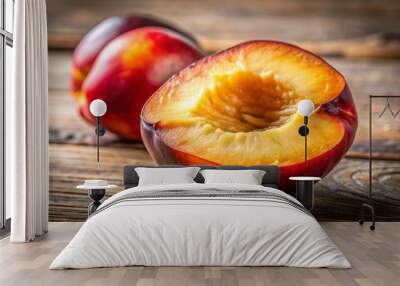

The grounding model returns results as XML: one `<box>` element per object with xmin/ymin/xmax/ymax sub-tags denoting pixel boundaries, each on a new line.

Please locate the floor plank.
<box><xmin>1</xmin><ymin>222</ymin><xmax>398</xmax><ymax>286</ymax></box>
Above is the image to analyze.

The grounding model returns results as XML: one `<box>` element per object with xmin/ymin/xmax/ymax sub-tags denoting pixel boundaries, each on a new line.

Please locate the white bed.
<box><xmin>50</xmin><ymin>181</ymin><xmax>350</xmax><ymax>269</ymax></box>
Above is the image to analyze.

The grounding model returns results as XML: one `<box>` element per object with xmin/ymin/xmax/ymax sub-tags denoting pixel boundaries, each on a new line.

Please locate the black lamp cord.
<box><xmin>304</xmin><ymin>116</ymin><xmax>308</xmax><ymax>176</ymax></box>
<box><xmin>298</xmin><ymin>116</ymin><xmax>309</xmax><ymax>176</ymax></box>
<box><xmin>96</xmin><ymin>117</ymin><xmax>100</xmax><ymax>162</ymax></box>
<box><xmin>95</xmin><ymin>117</ymin><xmax>106</xmax><ymax>162</ymax></box>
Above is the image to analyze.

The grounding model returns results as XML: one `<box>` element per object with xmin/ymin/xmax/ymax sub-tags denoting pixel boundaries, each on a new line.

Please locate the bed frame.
<box><xmin>123</xmin><ymin>165</ymin><xmax>280</xmax><ymax>190</ymax></box>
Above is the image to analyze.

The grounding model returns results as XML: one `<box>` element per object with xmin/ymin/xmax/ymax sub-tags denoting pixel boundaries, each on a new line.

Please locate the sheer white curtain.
<box><xmin>7</xmin><ymin>0</ymin><xmax>49</xmax><ymax>242</ymax></box>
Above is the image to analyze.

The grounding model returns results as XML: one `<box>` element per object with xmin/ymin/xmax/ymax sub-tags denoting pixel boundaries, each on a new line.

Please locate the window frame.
<box><xmin>0</xmin><ymin>0</ymin><xmax>14</xmax><ymax>231</ymax></box>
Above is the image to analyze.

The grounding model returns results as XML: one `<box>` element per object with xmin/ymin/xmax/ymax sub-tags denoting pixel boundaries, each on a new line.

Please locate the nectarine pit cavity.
<box><xmin>191</xmin><ymin>70</ymin><xmax>298</xmax><ymax>132</ymax></box>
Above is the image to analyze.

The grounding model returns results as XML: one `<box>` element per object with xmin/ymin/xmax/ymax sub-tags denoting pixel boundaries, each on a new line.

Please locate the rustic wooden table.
<box><xmin>47</xmin><ymin>0</ymin><xmax>400</xmax><ymax>221</ymax></box>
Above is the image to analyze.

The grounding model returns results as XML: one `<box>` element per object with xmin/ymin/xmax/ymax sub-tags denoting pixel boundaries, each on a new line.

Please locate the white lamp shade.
<box><xmin>297</xmin><ymin>99</ymin><xmax>314</xmax><ymax>116</ymax></box>
<box><xmin>89</xmin><ymin>99</ymin><xmax>107</xmax><ymax>117</ymax></box>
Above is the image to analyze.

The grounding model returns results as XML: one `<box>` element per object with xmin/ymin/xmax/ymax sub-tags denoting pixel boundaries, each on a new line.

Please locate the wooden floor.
<box><xmin>0</xmin><ymin>222</ymin><xmax>399</xmax><ymax>286</ymax></box>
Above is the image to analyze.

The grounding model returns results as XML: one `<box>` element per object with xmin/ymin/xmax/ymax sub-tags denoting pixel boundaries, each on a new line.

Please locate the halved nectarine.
<box><xmin>141</xmin><ymin>41</ymin><xmax>358</xmax><ymax>190</ymax></box>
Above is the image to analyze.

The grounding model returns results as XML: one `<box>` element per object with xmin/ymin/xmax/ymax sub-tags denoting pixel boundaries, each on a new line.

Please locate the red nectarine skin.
<box><xmin>72</xmin><ymin>15</ymin><xmax>199</xmax><ymax>94</ymax></box>
<box><xmin>79</xmin><ymin>27</ymin><xmax>204</xmax><ymax>140</ymax></box>
<box><xmin>141</xmin><ymin>41</ymin><xmax>358</xmax><ymax>191</ymax></box>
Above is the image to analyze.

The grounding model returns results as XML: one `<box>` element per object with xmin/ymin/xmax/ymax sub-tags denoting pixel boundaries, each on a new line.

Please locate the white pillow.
<box><xmin>200</xmin><ymin>169</ymin><xmax>266</xmax><ymax>185</ymax></box>
<box><xmin>135</xmin><ymin>167</ymin><xmax>200</xmax><ymax>186</ymax></box>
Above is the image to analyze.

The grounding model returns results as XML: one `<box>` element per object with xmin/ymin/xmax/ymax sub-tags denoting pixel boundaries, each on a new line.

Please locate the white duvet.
<box><xmin>50</xmin><ymin>183</ymin><xmax>350</xmax><ymax>269</ymax></box>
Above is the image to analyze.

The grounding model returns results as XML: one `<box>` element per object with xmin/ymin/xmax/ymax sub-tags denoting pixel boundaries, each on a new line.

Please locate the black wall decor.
<box><xmin>359</xmin><ymin>95</ymin><xmax>400</xmax><ymax>230</ymax></box>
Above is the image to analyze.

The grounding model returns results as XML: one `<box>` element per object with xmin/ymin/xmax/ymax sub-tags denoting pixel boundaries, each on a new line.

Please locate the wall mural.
<box><xmin>70</xmin><ymin>15</ymin><xmax>358</xmax><ymax>190</ymax></box>
<box><xmin>47</xmin><ymin>1</ymin><xmax>400</xmax><ymax>222</ymax></box>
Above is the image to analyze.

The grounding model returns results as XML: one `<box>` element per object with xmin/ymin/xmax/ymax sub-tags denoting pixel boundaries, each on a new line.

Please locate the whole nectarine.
<box><xmin>72</xmin><ymin>15</ymin><xmax>199</xmax><ymax>94</ymax></box>
<box><xmin>140</xmin><ymin>41</ymin><xmax>358</xmax><ymax>190</ymax></box>
<box><xmin>74</xmin><ymin>26</ymin><xmax>204</xmax><ymax>139</ymax></box>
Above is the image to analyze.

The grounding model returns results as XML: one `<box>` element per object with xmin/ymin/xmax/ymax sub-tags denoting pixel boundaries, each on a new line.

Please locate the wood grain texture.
<box><xmin>49</xmin><ymin>143</ymin><xmax>153</xmax><ymax>221</ymax></box>
<box><xmin>49</xmin><ymin>144</ymin><xmax>400</xmax><ymax>222</ymax></box>
<box><xmin>46</xmin><ymin>0</ymin><xmax>400</xmax><ymax>58</ymax></box>
<box><xmin>1</xmin><ymin>222</ymin><xmax>400</xmax><ymax>286</ymax></box>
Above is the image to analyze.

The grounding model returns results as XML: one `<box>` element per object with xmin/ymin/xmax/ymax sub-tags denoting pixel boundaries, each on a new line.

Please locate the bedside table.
<box><xmin>77</xmin><ymin>180</ymin><xmax>117</xmax><ymax>216</ymax></box>
<box><xmin>289</xmin><ymin>177</ymin><xmax>321</xmax><ymax>210</ymax></box>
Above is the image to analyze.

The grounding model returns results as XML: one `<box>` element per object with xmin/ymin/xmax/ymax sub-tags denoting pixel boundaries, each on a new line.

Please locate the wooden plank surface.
<box><xmin>1</xmin><ymin>222</ymin><xmax>400</xmax><ymax>286</ymax></box>
<box><xmin>46</xmin><ymin>0</ymin><xmax>400</xmax><ymax>58</ymax></box>
<box><xmin>49</xmin><ymin>143</ymin><xmax>400</xmax><ymax>222</ymax></box>
<box><xmin>49</xmin><ymin>144</ymin><xmax>152</xmax><ymax>221</ymax></box>
<box><xmin>46</xmin><ymin>0</ymin><xmax>400</xmax><ymax>221</ymax></box>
